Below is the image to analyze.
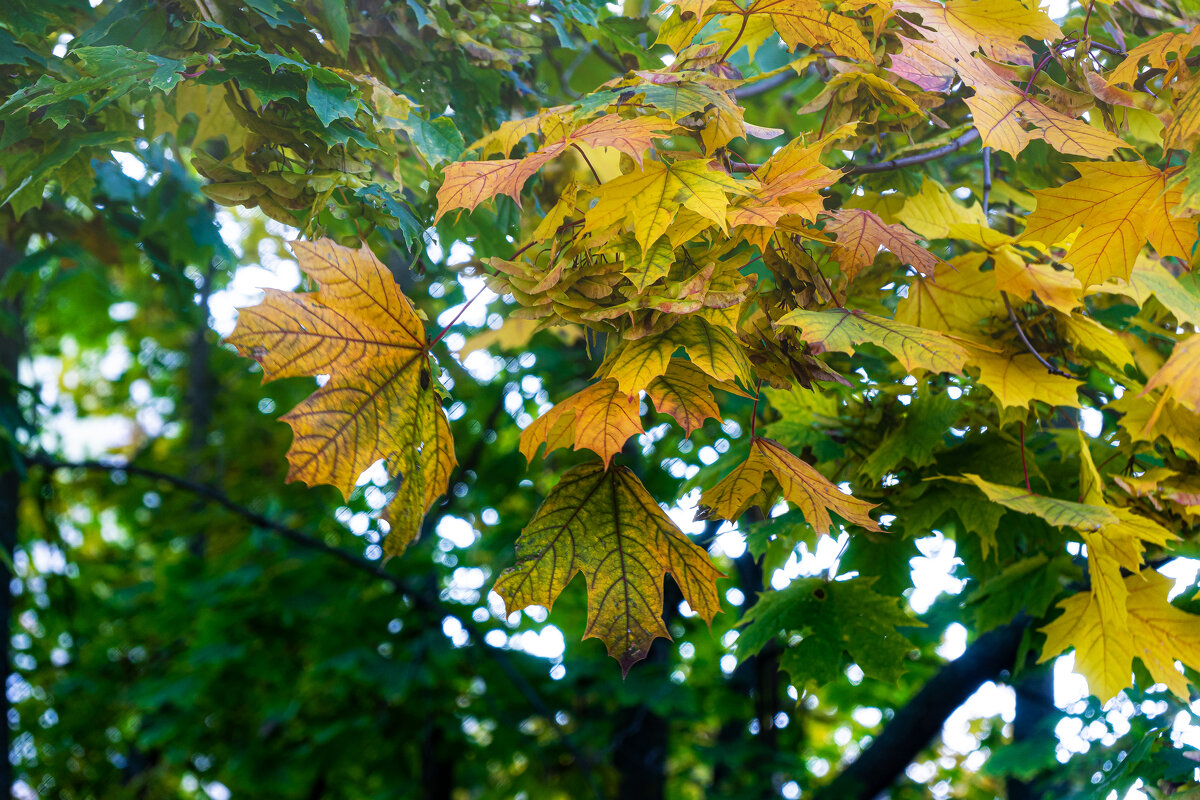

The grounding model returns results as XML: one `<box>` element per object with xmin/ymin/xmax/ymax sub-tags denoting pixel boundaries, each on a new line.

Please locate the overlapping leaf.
<box><xmin>493</xmin><ymin>462</ymin><xmax>723</xmax><ymax>674</ymax></box>
<box><xmin>701</xmin><ymin>437</ymin><xmax>880</xmax><ymax>533</ymax></box>
<box><xmin>1040</xmin><ymin>570</ymin><xmax>1200</xmax><ymax>702</ymax></box>
<box><xmin>520</xmin><ymin>379</ymin><xmax>643</xmax><ymax>465</ymax></box>
<box><xmin>1021</xmin><ymin>162</ymin><xmax>1194</xmax><ymax>287</ymax></box>
<box><xmin>777</xmin><ymin>307</ymin><xmax>967</xmax><ymax>374</ymax></box>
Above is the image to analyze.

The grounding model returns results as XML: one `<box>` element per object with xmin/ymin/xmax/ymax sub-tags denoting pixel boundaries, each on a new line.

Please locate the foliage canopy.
<box><xmin>3</xmin><ymin>0</ymin><xmax>1200</xmax><ymax>797</ymax></box>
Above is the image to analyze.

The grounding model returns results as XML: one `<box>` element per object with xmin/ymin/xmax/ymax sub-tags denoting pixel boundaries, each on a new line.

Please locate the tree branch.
<box><xmin>1001</xmin><ymin>292</ymin><xmax>1075</xmax><ymax>378</ymax></box>
<box><xmin>813</xmin><ymin>618</ymin><xmax>1028</xmax><ymax>800</ymax></box>
<box><xmin>730</xmin><ymin>128</ymin><xmax>981</xmax><ymax>175</ymax></box>
<box><xmin>27</xmin><ymin>454</ymin><xmax>604</xmax><ymax>799</ymax></box>
<box><xmin>732</xmin><ymin>70</ymin><xmax>795</xmax><ymax>99</ymax></box>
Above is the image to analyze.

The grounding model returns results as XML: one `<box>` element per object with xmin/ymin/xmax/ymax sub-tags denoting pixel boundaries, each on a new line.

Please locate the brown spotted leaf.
<box><xmin>226</xmin><ymin>239</ymin><xmax>456</xmax><ymax>556</ymax></box>
<box><xmin>494</xmin><ymin>462</ymin><xmax>723</xmax><ymax>674</ymax></box>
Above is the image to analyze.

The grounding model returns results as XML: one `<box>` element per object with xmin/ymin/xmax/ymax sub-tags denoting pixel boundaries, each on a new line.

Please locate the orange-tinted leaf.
<box><xmin>646</xmin><ymin>359</ymin><xmax>726</xmax><ymax>434</ymax></box>
<box><xmin>823</xmin><ymin>208</ymin><xmax>942</xmax><ymax>280</ymax></box>
<box><xmin>520</xmin><ymin>379</ymin><xmax>643</xmax><ymax>465</ymax></box>
<box><xmin>226</xmin><ymin>239</ymin><xmax>455</xmax><ymax>556</ymax></box>
<box><xmin>1021</xmin><ymin>162</ymin><xmax>1193</xmax><ymax>287</ymax></box>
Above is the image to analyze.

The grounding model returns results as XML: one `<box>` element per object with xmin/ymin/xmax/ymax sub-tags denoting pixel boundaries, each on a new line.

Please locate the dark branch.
<box><xmin>730</xmin><ymin>128</ymin><xmax>981</xmax><ymax>175</ymax></box>
<box><xmin>28</xmin><ymin>454</ymin><xmax>604</xmax><ymax>800</ymax></box>
<box><xmin>814</xmin><ymin>618</ymin><xmax>1028</xmax><ymax>800</ymax></box>
<box><xmin>733</xmin><ymin>70</ymin><xmax>796</xmax><ymax>99</ymax></box>
<box><xmin>1001</xmin><ymin>292</ymin><xmax>1075</xmax><ymax>378</ymax></box>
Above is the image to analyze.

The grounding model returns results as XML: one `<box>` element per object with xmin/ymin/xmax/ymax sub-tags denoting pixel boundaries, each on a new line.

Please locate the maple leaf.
<box><xmin>226</xmin><ymin>239</ymin><xmax>456</xmax><ymax>556</ymax></box>
<box><xmin>520</xmin><ymin>379</ymin><xmax>643</xmax><ymax>466</ymax></box>
<box><xmin>890</xmin><ymin>0</ymin><xmax>1062</xmax><ymax>92</ymax></box>
<box><xmin>992</xmin><ymin>248</ymin><xmax>1081</xmax><ymax>314</ymax></box>
<box><xmin>1142</xmin><ymin>334</ymin><xmax>1200</xmax><ymax>416</ymax></box>
<box><xmin>493</xmin><ymin>462</ymin><xmax>722</xmax><ymax>674</ymax></box>
<box><xmin>822</xmin><ymin>208</ymin><xmax>943</xmax><ymax>280</ymax></box>
<box><xmin>646</xmin><ymin>359</ymin><xmax>727</xmax><ymax>435</ymax></box>
<box><xmin>1098</xmin><ymin>255</ymin><xmax>1200</xmax><ymax>329</ymax></box>
<box><xmin>710</xmin><ymin>0</ymin><xmax>872</xmax><ymax>61</ymax></box>
<box><xmin>949</xmin><ymin>474</ymin><xmax>1116</xmax><ymax>531</ymax></box>
<box><xmin>1021</xmin><ymin>162</ymin><xmax>1193</xmax><ymax>288</ymax></box>
<box><xmin>965</xmin><ymin>86</ymin><xmax>1125</xmax><ymax>159</ymax></box>
<box><xmin>894</xmin><ymin>179</ymin><xmax>989</xmax><ymax>240</ymax></box>
<box><xmin>436</xmin><ymin>114</ymin><xmax>675</xmax><ymax>220</ymax></box>
<box><xmin>967</xmin><ymin>350</ymin><xmax>1081</xmax><ymax>411</ymax></box>
<box><xmin>585</xmin><ymin>159</ymin><xmax>751</xmax><ymax>252</ymax></box>
<box><xmin>737</xmin><ymin>577</ymin><xmax>921</xmax><ymax>685</ymax></box>
<box><xmin>1040</xmin><ymin>570</ymin><xmax>1200</xmax><ymax>702</ymax></box>
<box><xmin>777</xmin><ymin>307</ymin><xmax>967</xmax><ymax>375</ymax></box>
<box><xmin>894</xmin><ymin>252</ymin><xmax>1004</xmax><ymax>333</ymax></box>
<box><xmin>701</xmin><ymin>437</ymin><xmax>880</xmax><ymax>533</ymax></box>
<box><xmin>599</xmin><ymin>315</ymin><xmax>754</xmax><ymax>393</ymax></box>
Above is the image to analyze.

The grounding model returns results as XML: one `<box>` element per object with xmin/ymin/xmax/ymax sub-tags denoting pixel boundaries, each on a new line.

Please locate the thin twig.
<box><xmin>1001</xmin><ymin>291</ymin><xmax>1074</xmax><ymax>378</ymax></box>
<box><xmin>729</xmin><ymin>128</ymin><xmax>982</xmax><ymax>175</ymax></box>
<box><xmin>27</xmin><ymin>454</ymin><xmax>604</xmax><ymax>799</ymax></box>
<box><xmin>749</xmin><ymin>378</ymin><xmax>763</xmax><ymax>440</ymax></box>
<box><xmin>570</xmin><ymin>142</ymin><xmax>602</xmax><ymax>183</ymax></box>
<box><xmin>732</xmin><ymin>70</ymin><xmax>795</xmax><ymax>99</ymax></box>
<box><xmin>1019</xmin><ymin>421</ymin><xmax>1031</xmax><ymax>493</ymax></box>
<box><xmin>981</xmin><ymin>146</ymin><xmax>992</xmax><ymax>215</ymax></box>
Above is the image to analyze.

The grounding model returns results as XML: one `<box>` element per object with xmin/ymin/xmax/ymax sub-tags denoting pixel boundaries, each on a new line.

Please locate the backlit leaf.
<box><xmin>777</xmin><ymin>307</ymin><xmax>968</xmax><ymax>374</ymax></box>
<box><xmin>494</xmin><ymin>462</ymin><xmax>722</xmax><ymax>673</ymax></box>
<box><xmin>701</xmin><ymin>437</ymin><xmax>880</xmax><ymax>533</ymax></box>
<box><xmin>227</xmin><ymin>239</ymin><xmax>455</xmax><ymax>556</ymax></box>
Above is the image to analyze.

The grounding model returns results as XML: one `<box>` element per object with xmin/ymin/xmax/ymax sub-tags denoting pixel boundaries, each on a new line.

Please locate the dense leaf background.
<box><xmin>1</xmin><ymin>1</ymin><xmax>1200</xmax><ymax>799</ymax></box>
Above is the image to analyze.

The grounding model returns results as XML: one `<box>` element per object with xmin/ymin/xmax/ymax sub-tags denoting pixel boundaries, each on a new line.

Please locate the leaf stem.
<box><xmin>749</xmin><ymin>378</ymin><xmax>763</xmax><ymax>440</ymax></box>
<box><xmin>428</xmin><ymin>283</ymin><xmax>492</xmax><ymax>350</ymax></box>
<box><xmin>570</xmin><ymin>142</ymin><xmax>602</xmax><ymax>183</ymax></box>
<box><xmin>717</xmin><ymin>13</ymin><xmax>749</xmax><ymax>64</ymax></box>
<box><xmin>1019</xmin><ymin>421</ymin><xmax>1031</xmax><ymax>493</ymax></box>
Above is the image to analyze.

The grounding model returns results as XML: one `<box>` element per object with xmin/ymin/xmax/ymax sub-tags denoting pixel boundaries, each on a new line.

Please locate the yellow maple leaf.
<box><xmin>894</xmin><ymin>252</ymin><xmax>1003</xmax><ymax>333</ymax></box>
<box><xmin>894</xmin><ymin>179</ymin><xmax>988</xmax><ymax>240</ymax></box>
<box><xmin>965</xmin><ymin>85</ymin><xmax>1125</xmax><ymax>159</ymax></box>
<box><xmin>493</xmin><ymin>462</ymin><xmax>723</xmax><ymax>674</ymax></box>
<box><xmin>710</xmin><ymin>0</ymin><xmax>872</xmax><ymax>61</ymax></box>
<box><xmin>1108</xmin><ymin>28</ymin><xmax>1200</xmax><ymax>87</ymax></box>
<box><xmin>520</xmin><ymin>379</ymin><xmax>643</xmax><ymax>466</ymax></box>
<box><xmin>1041</xmin><ymin>570</ymin><xmax>1200</xmax><ymax>702</ymax></box>
<box><xmin>226</xmin><ymin>239</ymin><xmax>456</xmax><ymax>556</ymax></box>
<box><xmin>585</xmin><ymin>159</ymin><xmax>751</xmax><ymax>252</ymax></box>
<box><xmin>1112</xmin><ymin>391</ymin><xmax>1200</xmax><ymax>463</ymax></box>
<box><xmin>598</xmin><ymin>315</ymin><xmax>754</xmax><ymax>392</ymax></box>
<box><xmin>777</xmin><ymin>307</ymin><xmax>967</xmax><ymax>375</ymax></box>
<box><xmin>968</xmin><ymin>350</ymin><xmax>1081</xmax><ymax>410</ymax></box>
<box><xmin>437</xmin><ymin>114</ymin><xmax>675</xmax><ymax>220</ymax></box>
<box><xmin>822</xmin><ymin>208</ymin><xmax>943</xmax><ymax>281</ymax></box>
<box><xmin>1021</xmin><ymin>162</ymin><xmax>1193</xmax><ymax>288</ymax></box>
<box><xmin>1060</xmin><ymin>314</ymin><xmax>1135</xmax><ymax>370</ymax></box>
<box><xmin>1142</xmin><ymin>334</ymin><xmax>1200</xmax><ymax>416</ymax></box>
<box><xmin>701</xmin><ymin>437</ymin><xmax>880</xmax><ymax>533</ymax></box>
